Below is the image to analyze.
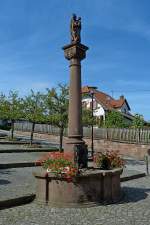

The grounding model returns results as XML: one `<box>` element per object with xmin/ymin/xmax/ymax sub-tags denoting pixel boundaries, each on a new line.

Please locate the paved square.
<box><xmin>0</xmin><ymin>176</ymin><xmax>150</xmax><ymax>225</ymax></box>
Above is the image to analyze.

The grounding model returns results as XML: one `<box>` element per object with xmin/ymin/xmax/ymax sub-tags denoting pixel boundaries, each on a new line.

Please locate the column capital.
<box><xmin>62</xmin><ymin>43</ymin><xmax>89</xmax><ymax>61</ymax></box>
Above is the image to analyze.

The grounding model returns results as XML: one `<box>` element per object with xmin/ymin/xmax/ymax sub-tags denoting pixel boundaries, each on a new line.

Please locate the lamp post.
<box><xmin>87</xmin><ymin>87</ymin><xmax>97</xmax><ymax>159</ymax></box>
<box><xmin>82</xmin><ymin>86</ymin><xmax>97</xmax><ymax>159</ymax></box>
<box><xmin>90</xmin><ymin>90</ymin><xmax>94</xmax><ymax>158</ymax></box>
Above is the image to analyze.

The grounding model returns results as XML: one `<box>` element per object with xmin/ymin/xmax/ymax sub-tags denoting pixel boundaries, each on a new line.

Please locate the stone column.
<box><xmin>63</xmin><ymin>43</ymin><xmax>88</xmax><ymax>168</ymax></box>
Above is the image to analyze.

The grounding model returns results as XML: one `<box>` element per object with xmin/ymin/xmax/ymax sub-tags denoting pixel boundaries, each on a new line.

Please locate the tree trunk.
<box><xmin>30</xmin><ymin>122</ymin><xmax>35</xmax><ymax>145</ymax></box>
<box><xmin>138</xmin><ymin>128</ymin><xmax>141</xmax><ymax>143</ymax></box>
<box><xmin>11</xmin><ymin>120</ymin><xmax>14</xmax><ymax>140</ymax></box>
<box><xmin>59</xmin><ymin>126</ymin><xmax>64</xmax><ymax>152</ymax></box>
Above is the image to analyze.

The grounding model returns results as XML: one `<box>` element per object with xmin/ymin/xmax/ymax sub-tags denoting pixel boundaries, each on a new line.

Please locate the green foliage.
<box><xmin>0</xmin><ymin>91</ymin><xmax>24</xmax><ymax>139</ymax></box>
<box><xmin>46</xmin><ymin>84</ymin><xmax>69</xmax><ymax>151</ymax></box>
<box><xmin>82</xmin><ymin>108</ymin><xmax>97</xmax><ymax>127</ymax></box>
<box><xmin>23</xmin><ymin>90</ymin><xmax>46</xmax><ymax>144</ymax></box>
<box><xmin>46</xmin><ymin>84</ymin><xmax>69</xmax><ymax>128</ymax></box>
<box><xmin>104</xmin><ymin>110</ymin><xmax>127</xmax><ymax>128</ymax></box>
<box><xmin>132</xmin><ymin>113</ymin><xmax>144</xmax><ymax>129</ymax></box>
<box><xmin>23</xmin><ymin>90</ymin><xmax>46</xmax><ymax>123</ymax></box>
<box><xmin>0</xmin><ymin>91</ymin><xmax>23</xmax><ymax>121</ymax></box>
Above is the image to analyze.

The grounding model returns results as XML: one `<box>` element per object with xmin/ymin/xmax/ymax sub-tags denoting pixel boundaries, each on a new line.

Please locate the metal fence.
<box><xmin>14</xmin><ymin>122</ymin><xmax>150</xmax><ymax>144</ymax></box>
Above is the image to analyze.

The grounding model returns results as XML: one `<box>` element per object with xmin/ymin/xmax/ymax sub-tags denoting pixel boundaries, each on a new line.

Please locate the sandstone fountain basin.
<box><xmin>33</xmin><ymin>167</ymin><xmax>123</xmax><ymax>207</ymax></box>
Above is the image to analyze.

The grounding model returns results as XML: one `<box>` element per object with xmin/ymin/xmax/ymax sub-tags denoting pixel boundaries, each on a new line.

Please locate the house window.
<box><xmin>90</xmin><ymin>101</ymin><xmax>92</xmax><ymax>109</ymax></box>
<box><xmin>89</xmin><ymin>100</ymin><xmax>97</xmax><ymax>109</ymax></box>
<box><xmin>93</xmin><ymin>100</ymin><xmax>97</xmax><ymax>109</ymax></box>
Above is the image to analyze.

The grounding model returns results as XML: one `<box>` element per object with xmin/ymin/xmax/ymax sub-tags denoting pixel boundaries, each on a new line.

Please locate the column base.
<box><xmin>64</xmin><ymin>137</ymin><xmax>88</xmax><ymax>169</ymax></box>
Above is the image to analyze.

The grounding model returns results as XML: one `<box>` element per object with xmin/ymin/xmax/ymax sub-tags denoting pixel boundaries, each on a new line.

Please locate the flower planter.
<box><xmin>33</xmin><ymin>167</ymin><xmax>123</xmax><ymax>207</ymax></box>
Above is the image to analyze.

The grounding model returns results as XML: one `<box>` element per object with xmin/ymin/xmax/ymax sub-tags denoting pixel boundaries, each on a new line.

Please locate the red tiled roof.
<box><xmin>110</xmin><ymin>99</ymin><xmax>125</xmax><ymax>108</ymax></box>
<box><xmin>82</xmin><ymin>86</ymin><xmax>130</xmax><ymax>110</ymax></box>
<box><xmin>94</xmin><ymin>91</ymin><xmax>113</xmax><ymax>110</ymax></box>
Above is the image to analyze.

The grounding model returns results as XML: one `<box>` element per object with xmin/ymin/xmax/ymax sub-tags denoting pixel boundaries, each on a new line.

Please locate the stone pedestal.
<box><xmin>63</xmin><ymin>43</ymin><xmax>88</xmax><ymax>168</ymax></box>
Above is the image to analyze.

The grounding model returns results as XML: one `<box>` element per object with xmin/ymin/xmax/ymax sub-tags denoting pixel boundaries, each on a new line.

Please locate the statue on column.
<box><xmin>70</xmin><ymin>14</ymin><xmax>81</xmax><ymax>44</ymax></box>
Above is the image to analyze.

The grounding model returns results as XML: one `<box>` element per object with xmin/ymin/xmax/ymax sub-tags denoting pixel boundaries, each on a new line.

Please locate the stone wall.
<box><xmin>15</xmin><ymin>131</ymin><xmax>150</xmax><ymax>160</ymax></box>
<box><xmin>84</xmin><ymin>138</ymin><xmax>149</xmax><ymax>160</ymax></box>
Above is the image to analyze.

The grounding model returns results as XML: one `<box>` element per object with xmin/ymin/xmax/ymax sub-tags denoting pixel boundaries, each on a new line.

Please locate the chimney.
<box><xmin>120</xmin><ymin>95</ymin><xmax>124</xmax><ymax>100</ymax></box>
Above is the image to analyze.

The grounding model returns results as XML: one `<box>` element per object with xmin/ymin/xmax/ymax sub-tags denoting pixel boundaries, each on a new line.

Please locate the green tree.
<box><xmin>82</xmin><ymin>108</ymin><xmax>97</xmax><ymax>127</ymax></box>
<box><xmin>104</xmin><ymin>110</ymin><xmax>127</xmax><ymax>128</ymax></box>
<box><xmin>0</xmin><ymin>91</ymin><xmax>23</xmax><ymax>139</ymax></box>
<box><xmin>23</xmin><ymin>90</ymin><xmax>46</xmax><ymax>145</ymax></box>
<box><xmin>46</xmin><ymin>84</ymin><xmax>69</xmax><ymax>152</ymax></box>
<box><xmin>132</xmin><ymin>113</ymin><xmax>144</xmax><ymax>129</ymax></box>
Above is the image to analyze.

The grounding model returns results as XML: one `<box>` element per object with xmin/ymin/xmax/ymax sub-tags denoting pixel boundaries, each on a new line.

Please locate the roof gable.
<box><xmin>82</xmin><ymin>86</ymin><xmax>131</xmax><ymax>111</ymax></box>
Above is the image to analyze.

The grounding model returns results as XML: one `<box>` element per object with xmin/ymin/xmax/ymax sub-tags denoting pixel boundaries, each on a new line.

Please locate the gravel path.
<box><xmin>1</xmin><ymin>176</ymin><xmax>150</xmax><ymax>225</ymax></box>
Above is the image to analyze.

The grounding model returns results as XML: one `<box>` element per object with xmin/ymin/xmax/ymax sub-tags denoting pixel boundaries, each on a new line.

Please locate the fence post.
<box><xmin>144</xmin><ymin>155</ymin><xmax>149</xmax><ymax>175</ymax></box>
<box><xmin>138</xmin><ymin>128</ymin><xmax>141</xmax><ymax>143</ymax></box>
<box><xmin>105</xmin><ymin>128</ymin><xmax>108</xmax><ymax>140</ymax></box>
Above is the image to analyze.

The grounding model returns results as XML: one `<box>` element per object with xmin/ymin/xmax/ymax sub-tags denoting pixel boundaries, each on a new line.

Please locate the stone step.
<box><xmin>0</xmin><ymin>148</ymin><xmax>58</xmax><ymax>153</ymax></box>
<box><xmin>0</xmin><ymin>152</ymin><xmax>49</xmax><ymax>165</ymax></box>
<box><xmin>0</xmin><ymin>141</ymin><xmax>58</xmax><ymax>146</ymax></box>
<box><xmin>0</xmin><ymin>162</ymin><xmax>38</xmax><ymax>169</ymax></box>
<box><xmin>121</xmin><ymin>172</ymin><xmax>146</xmax><ymax>182</ymax></box>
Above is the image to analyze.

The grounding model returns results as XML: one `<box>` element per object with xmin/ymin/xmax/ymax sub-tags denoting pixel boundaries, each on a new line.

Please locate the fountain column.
<box><xmin>62</xmin><ymin>14</ymin><xmax>88</xmax><ymax>168</ymax></box>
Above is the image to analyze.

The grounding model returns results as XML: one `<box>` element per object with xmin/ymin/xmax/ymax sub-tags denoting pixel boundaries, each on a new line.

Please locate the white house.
<box><xmin>82</xmin><ymin>86</ymin><xmax>133</xmax><ymax>123</ymax></box>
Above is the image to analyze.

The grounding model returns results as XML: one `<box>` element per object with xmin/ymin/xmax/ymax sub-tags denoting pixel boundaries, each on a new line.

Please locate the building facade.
<box><xmin>82</xmin><ymin>86</ymin><xmax>133</xmax><ymax>124</ymax></box>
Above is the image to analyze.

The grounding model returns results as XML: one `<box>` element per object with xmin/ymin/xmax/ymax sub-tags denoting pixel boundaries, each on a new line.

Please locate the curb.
<box><xmin>0</xmin><ymin>148</ymin><xmax>58</xmax><ymax>153</ymax></box>
<box><xmin>0</xmin><ymin>141</ymin><xmax>32</xmax><ymax>145</ymax></box>
<box><xmin>0</xmin><ymin>162</ymin><xmax>40</xmax><ymax>169</ymax></box>
<box><xmin>121</xmin><ymin>172</ymin><xmax>146</xmax><ymax>182</ymax></box>
<box><xmin>0</xmin><ymin>194</ymin><xmax>36</xmax><ymax>210</ymax></box>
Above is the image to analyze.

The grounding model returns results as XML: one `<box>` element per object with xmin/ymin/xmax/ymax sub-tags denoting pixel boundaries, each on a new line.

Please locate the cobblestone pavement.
<box><xmin>0</xmin><ymin>138</ymin><xmax>149</xmax><ymax>224</ymax></box>
<box><xmin>124</xmin><ymin>157</ymin><xmax>147</xmax><ymax>173</ymax></box>
<box><xmin>0</xmin><ymin>167</ymin><xmax>36</xmax><ymax>201</ymax></box>
<box><xmin>0</xmin><ymin>176</ymin><xmax>150</xmax><ymax>225</ymax></box>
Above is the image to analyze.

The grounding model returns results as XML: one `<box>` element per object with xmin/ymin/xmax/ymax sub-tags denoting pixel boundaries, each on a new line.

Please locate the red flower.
<box><xmin>36</xmin><ymin>151</ymin><xmax>78</xmax><ymax>180</ymax></box>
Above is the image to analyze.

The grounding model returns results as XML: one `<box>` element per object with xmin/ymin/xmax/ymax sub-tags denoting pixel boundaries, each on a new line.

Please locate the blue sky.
<box><xmin>0</xmin><ymin>0</ymin><xmax>150</xmax><ymax>120</ymax></box>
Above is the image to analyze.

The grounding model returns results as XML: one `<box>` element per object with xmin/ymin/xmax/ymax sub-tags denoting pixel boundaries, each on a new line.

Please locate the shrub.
<box><xmin>94</xmin><ymin>150</ymin><xmax>124</xmax><ymax>170</ymax></box>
